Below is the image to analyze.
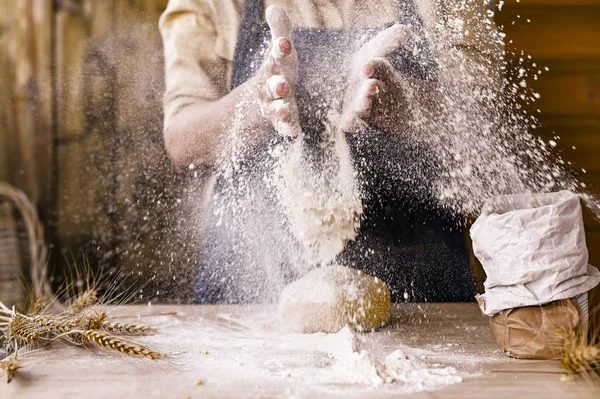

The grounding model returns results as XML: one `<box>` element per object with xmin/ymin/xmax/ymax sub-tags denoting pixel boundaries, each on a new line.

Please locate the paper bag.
<box><xmin>488</xmin><ymin>299</ymin><xmax>582</xmax><ymax>359</ymax></box>
<box><xmin>470</xmin><ymin>191</ymin><xmax>600</xmax><ymax>316</ymax></box>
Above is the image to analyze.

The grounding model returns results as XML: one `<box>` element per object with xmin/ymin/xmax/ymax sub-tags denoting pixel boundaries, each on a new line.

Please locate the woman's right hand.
<box><xmin>256</xmin><ymin>5</ymin><xmax>302</xmax><ymax>138</ymax></box>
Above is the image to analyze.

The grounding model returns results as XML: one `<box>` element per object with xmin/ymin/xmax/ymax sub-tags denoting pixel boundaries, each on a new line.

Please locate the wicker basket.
<box><xmin>0</xmin><ymin>182</ymin><xmax>48</xmax><ymax>306</ymax></box>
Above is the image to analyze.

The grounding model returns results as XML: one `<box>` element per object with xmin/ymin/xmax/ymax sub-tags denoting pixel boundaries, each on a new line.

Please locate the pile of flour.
<box><xmin>313</xmin><ymin>326</ymin><xmax>462</xmax><ymax>389</ymax></box>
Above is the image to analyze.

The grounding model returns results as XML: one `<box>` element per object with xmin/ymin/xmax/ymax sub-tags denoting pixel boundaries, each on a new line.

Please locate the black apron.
<box><xmin>194</xmin><ymin>0</ymin><xmax>474</xmax><ymax>304</ymax></box>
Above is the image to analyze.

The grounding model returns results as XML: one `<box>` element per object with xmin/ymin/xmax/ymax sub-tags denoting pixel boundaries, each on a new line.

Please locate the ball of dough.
<box><xmin>278</xmin><ymin>266</ymin><xmax>391</xmax><ymax>333</ymax></box>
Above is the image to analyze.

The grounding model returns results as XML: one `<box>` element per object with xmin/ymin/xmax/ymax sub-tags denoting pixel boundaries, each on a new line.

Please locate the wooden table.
<box><xmin>1</xmin><ymin>303</ymin><xmax>598</xmax><ymax>399</ymax></box>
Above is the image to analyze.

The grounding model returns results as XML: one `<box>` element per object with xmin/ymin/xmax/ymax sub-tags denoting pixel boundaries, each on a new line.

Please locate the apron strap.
<box><xmin>231</xmin><ymin>0</ymin><xmax>267</xmax><ymax>89</ymax></box>
<box><xmin>243</xmin><ymin>0</ymin><xmax>264</xmax><ymax>24</ymax></box>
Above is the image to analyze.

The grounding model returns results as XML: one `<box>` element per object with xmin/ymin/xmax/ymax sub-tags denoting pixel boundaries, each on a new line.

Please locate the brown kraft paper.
<box><xmin>487</xmin><ymin>299</ymin><xmax>582</xmax><ymax>359</ymax></box>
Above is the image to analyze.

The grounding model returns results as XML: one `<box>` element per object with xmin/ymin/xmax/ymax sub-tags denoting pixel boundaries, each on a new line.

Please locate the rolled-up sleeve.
<box><xmin>159</xmin><ymin>0</ymin><xmax>229</xmax><ymax>130</ymax></box>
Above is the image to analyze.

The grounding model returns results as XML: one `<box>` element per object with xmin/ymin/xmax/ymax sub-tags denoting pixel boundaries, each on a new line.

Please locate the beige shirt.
<box><xmin>159</xmin><ymin>0</ymin><xmax>499</xmax><ymax>129</ymax></box>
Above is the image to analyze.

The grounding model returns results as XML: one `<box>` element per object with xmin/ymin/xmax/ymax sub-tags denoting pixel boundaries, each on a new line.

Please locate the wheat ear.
<box><xmin>557</xmin><ymin>327</ymin><xmax>600</xmax><ymax>375</ymax></box>
<box><xmin>7</xmin><ymin>315</ymin><xmax>40</xmax><ymax>348</ymax></box>
<box><xmin>30</xmin><ymin>315</ymin><xmax>77</xmax><ymax>334</ymax></box>
<box><xmin>53</xmin><ymin>330</ymin><xmax>163</xmax><ymax>360</ymax></box>
<box><xmin>561</xmin><ymin>346</ymin><xmax>600</xmax><ymax>374</ymax></box>
<box><xmin>81</xmin><ymin>330</ymin><xmax>162</xmax><ymax>360</ymax></box>
<box><xmin>100</xmin><ymin>321</ymin><xmax>158</xmax><ymax>336</ymax></box>
<box><xmin>69</xmin><ymin>289</ymin><xmax>98</xmax><ymax>312</ymax></box>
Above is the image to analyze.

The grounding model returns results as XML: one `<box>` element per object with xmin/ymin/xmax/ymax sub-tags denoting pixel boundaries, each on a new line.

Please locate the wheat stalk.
<box><xmin>30</xmin><ymin>315</ymin><xmax>77</xmax><ymax>335</ymax></box>
<box><xmin>74</xmin><ymin>330</ymin><xmax>162</xmax><ymax>360</ymax></box>
<box><xmin>0</xmin><ymin>257</ymin><xmax>164</xmax><ymax>367</ymax></box>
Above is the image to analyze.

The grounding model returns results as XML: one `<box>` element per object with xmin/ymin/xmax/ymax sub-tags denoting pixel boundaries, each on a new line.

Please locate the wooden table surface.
<box><xmin>1</xmin><ymin>303</ymin><xmax>598</xmax><ymax>399</ymax></box>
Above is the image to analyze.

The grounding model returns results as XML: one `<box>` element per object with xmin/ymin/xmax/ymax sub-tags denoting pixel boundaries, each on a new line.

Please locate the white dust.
<box><xmin>270</xmin><ymin>113</ymin><xmax>363</xmax><ymax>265</ymax></box>
<box><xmin>203</xmin><ymin>1</ymin><xmax>600</xmax><ymax>304</ymax></box>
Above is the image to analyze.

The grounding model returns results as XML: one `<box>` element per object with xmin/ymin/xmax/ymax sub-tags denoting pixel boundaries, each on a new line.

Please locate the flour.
<box><xmin>271</xmin><ymin>120</ymin><xmax>363</xmax><ymax>264</ymax></box>
<box><xmin>132</xmin><ymin>307</ymin><xmax>475</xmax><ymax>398</ymax></box>
<box><xmin>315</xmin><ymin>326</ymin><xmax>383</xmax><ymax>383</ymax></box>
<box><xmin>314</xmin><ymin>326</ymin><xmax>462</xmax><ymax>388</ymax></box>
<box><xmin>201</xmin><ymin>1</ymin><xmax>599</xmax><ymax>303</ymax></box>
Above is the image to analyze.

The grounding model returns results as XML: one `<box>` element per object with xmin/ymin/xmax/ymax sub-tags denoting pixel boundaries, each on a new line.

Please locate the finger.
<box><xmin>354</xmin><ymin>79</ymin><xmax>384</xmax><ymax>115</ymax></box>
<box><xmin>266</xmin><ymin>5</ymin><xmax>292</xmax><ymax>40</ymax></box>
<box><xmin>261</xmin><ymin>99</ymin><xmax>287</xmax><ymax>119</ymax></box>
<box><xmin>360</xmin><ymin>78</ymin><xmax>383</xmax><ymax>98</ymax></box>
<box><xmin>363</xmin><ymin>57</ymin><xmax>396</xmax><ymax>82</ymax></box>
<box><xmin>266</xmin><ymin>75</ymin><xmax>291</xmax><ymax>100</ymax></box>
<box><xmin>273</xmin><ymin>99</ymin><xmax>291</xmax><ymax>122</ymax></box>
<box><xmin>265</xmin><ymin>37</ymin><xmax>292</xmax><ymax>73</ymax></box>
<box><xmin>270</xmin><ymin>37</ymin><xmax>292</xmax><ymax>63</ymax></box>
<box><xmin>273</xmin><ymin>99</ymin><xmax>302</xmax><ymax>138</ymax></box>
<box><xmin>262</xmin><ymin>99</ymin><xmax>293</xmax><ymax>124</ymax></box>
<box><xmin>340</xmin><ymin>113</ymin><xmax>368</xmax><ymax>134</ymax></box>
<box><xmin>365</xmin><ymin>24</ymin><xmax>410</xmax><ymax>59</ymax></box>
<box><xmin>355</xmin><ymin>95</ymin><xmax>373</xmax><ymax>116</ymax></box>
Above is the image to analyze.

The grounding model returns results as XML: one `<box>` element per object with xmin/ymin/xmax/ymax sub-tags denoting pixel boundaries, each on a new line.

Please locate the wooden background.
<box><xmin>0</xmin><ymin>0</ymin><xmax>199</xmax><ymax>302</ymax></box>
<box><xmin>0</xmin><ymin>0</ymin><xmax>599</xmax><ymax>305</ymax></box>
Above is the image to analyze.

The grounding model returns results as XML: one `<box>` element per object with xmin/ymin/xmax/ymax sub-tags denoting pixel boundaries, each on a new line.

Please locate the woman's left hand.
<box><xmin>340</xmin><ymin>24</ymin><xmax>414</xmax><ymax>134</ymax></box>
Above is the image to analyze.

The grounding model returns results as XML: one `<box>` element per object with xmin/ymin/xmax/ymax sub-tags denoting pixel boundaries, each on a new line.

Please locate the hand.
<box><xmin>256</xmin><ymin>5</ymin><xmax>302</xmax><ymax>138</ymax></box>
<box><xmin>161</xmin><ymin>6</ymin><xmax>301</xmax><ymax>168</ymax></box>
<box><xmin>340</xmin><ymin>24</ymin><xmax>415</xmax><ymax>134</ymax></box>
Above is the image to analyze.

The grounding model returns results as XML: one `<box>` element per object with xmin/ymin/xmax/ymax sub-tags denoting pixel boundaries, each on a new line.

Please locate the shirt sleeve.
<box><xmin>159</xmin><ymin>0</ymin><xmax>230</xmax><ymax>130</ymax></box>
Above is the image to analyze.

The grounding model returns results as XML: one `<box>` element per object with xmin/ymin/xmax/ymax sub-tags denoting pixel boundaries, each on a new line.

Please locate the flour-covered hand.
<box><xmin>341</xmin><ymin>24</ymin><xmax>414</xmax><ymax>134</ymax></box>
<box><xmin>256</xmin><ymin>5</ymin><xmax>302</xmax><ymax>138</ymax></box>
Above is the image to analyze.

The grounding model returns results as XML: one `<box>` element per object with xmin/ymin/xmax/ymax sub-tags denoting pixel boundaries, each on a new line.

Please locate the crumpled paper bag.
<box><xmin>488</xmin><ymin>299</ymin><xmax>582</xmax><ymax>359</ymax></box>
<box><xmin>471</xmin><ymin>191</ymin><xmax>600</xmax><ymax>316</ymax></box>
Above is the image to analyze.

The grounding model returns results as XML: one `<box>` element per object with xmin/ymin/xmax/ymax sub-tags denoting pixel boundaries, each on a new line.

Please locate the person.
<box><xmin>159</xmin><ymin>0</ymin><xmax>501</xmax><ymax>304</ymax></box>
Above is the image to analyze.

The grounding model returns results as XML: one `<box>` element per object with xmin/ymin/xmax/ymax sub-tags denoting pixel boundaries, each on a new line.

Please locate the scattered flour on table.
<box><xmin>134</xmin><ymin>310</ymin><xmax>488</xmax><ymax>398</ymax></box>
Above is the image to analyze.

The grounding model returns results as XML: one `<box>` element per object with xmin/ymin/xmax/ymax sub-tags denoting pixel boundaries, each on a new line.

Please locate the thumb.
<box><xmin>266</xmin><ymin>5</ymin><xmax>292</xmax><ymax>40</ymax></box>
<box><xmin>366</xmin><ymin>24</ymin><xmax>410</xmax><ymax>59</ymax></box>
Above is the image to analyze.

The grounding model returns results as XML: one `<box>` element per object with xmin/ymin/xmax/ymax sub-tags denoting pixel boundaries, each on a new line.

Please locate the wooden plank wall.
<box><xmin>498</xmin><ymin>0</ymin><xmax>600</xmax><ymax>331</ymax></box>
<box><xmin>0</xmin><ymin>0</ymin><xmax>198</xmax><ymax>302</ymax></box>
<box><xmin>51</xmin><ymin>0</ymin><xmax>197</xmax><ymax>301</ymax></box>
<box><xmin>0</xmin><ymin>0</ymin><xmax>53</xmax><ymax>221</ymax></box>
